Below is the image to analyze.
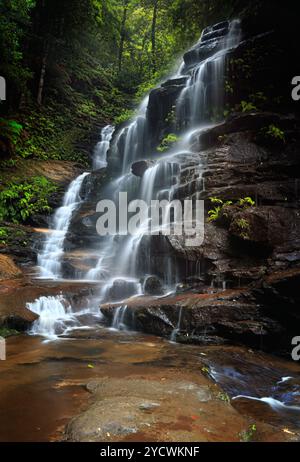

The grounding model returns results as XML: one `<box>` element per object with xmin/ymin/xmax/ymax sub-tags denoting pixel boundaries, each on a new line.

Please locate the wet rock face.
<box><xmin>101</xmin><ymin>289</ymin><xmax>286</xmax><ymax>352</ymax></box>
<box><xmin>143</xmin><ymin>275</ymin><xmax>164</xmax><ymax>296</ymax></box>
<box><xmin>183</xmin><ymin>21</ymin><xmax>230</xmax><ymax>71</ymax></box>
<box><xmin>147</xmin><ymin>84</ymin><xmax>184</xmax><ymax>148</ymax></box>
<box><xmin>106</xmin><ymin>279</ymin><xmax>139</xmax><ymax>302</ymax></box>
<box><xmin>131</xmin><ymin>160</ymin><xmax>154</xmax><ymax>177</ymax></box>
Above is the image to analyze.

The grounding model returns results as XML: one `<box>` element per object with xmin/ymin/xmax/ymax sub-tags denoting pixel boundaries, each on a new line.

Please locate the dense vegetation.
<box><xmin>0</xmin><ymin>0</ymin><xmax>298</xmax><ymax>227</ymax></box>
<box><xmin>0</xmin><ymin>0</ymin><xmax>244</xmax><ymax>225</ymax></box>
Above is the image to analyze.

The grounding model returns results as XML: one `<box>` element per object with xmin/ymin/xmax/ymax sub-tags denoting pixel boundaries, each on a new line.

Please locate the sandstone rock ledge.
<box><xmin>101</xmin><ymin>268</ymin><xmax>300</xmax><ymax>355</ymax></box>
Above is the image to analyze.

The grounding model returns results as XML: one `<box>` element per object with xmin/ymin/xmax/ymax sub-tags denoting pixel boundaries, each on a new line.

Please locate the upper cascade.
<box><xmin>108</xmin><ymin>19</ymin><xmax>241</xmax><ymax>175</ymax></box>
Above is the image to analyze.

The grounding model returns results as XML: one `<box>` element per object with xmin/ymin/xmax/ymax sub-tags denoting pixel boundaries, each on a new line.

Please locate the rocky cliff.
<box><xmin>99</xmin><ymin>18</ymin><xmax>300</xmax><ymax>355</ymax></box>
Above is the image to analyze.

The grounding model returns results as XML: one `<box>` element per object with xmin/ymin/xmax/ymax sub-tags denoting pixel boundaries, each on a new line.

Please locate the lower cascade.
<box><xmin>27</xmin><ymin>295</ymin><xmax>102</xmax><ymax>340</ymax></box>
<box><xmin>27</xmin><ymin>295</ymin><xmax>77</xmax><ymax>339</ymax></box>
<box><xmin>37</xmin><ymin>172</ymin><xmax>89</xmax><ymax>279</ymax></box>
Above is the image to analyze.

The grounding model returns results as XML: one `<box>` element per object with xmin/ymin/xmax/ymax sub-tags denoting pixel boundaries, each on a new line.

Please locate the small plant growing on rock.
<box><xmin>164</xmin><ymin>106</ymin><xmax>176</xmax><ymax>125</ymax></box>
<box><xmin>201</xmin><ymin>366</ymin><xmax>210</xmax><ymax>375</ymax></box>
<box><xmin>157</xmin><ymin>133</ymin><xmax>180</xmax><ymax>152</ymax></box>
<box><xmin>0</xmin><ymin>227</ymin><xmax>8</xmax><ymax>245</ymax></box>
<box><xmin>239</xmin><ymin>424</ymin><xmax>257</xmax><ymax>442</ymax></box>
<box><xmin>263</xmin><ymin>124</ymin><xmax>285</xmax><ymax>143</ymax></box>
<box><xmin>238</xmin><ymin>197</ymin><xmax>255</xmax><ymax>208</ymax></box>
<box><xmin>233</xmin><ymin>218</ymin><xmax>251</xmax><ymax>240</ymax></box>
<box><xmin>217</xmin><ymin>392</ymin><xmax>230</xmax><ymax>403</ymax></box>
<box><xmin>208</xmin><ymin>197</ymin><xmax>233</xmax><ymax>222</ymax></box>
<box><xmin>240</xmin><ymin>100</ymin><xmax>257</xmax><ymax>113</ymax></box>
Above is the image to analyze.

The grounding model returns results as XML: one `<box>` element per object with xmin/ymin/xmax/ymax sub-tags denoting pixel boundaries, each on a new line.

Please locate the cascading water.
<box><xmin>82</xmin><ymin>19</ymin><xmax>241</xmax><ymax>303</ymax></box>
<box><xmin>176</xmin><ymin>20</ymin><xmax>241</xmax><ymax>128</ymax></box>
<box><xmin>93</xmin><ymin>125</ymin><xmax>114</xmax><ymax>170</ymax></box>
<box><xmin>37</xmin><ymin>172</ymin><xmax>89</xmax><ymax>279</ymax></box>
<box><xmin>170</xmin><ymin>307</ymin><xmax>183</xmax><ymax>343</ymax></box>
<box><xmin>27</xmin><ymin>295</ymin><xmax>77</xmax><ymax>340</ymax></box>
<box><xmin>27</xmin><ymin>294</ymin><xmax>104</xmax><ymax>340</ymax></box>
<box><xmin>110</xmin><ymin>97</ymin><xmax>149</xmax><ymax>174</ymax></box>
<box><xmin>36</xmin><ymin>20</ymin><xmax>241</xmax><ymax>305</ymax></box>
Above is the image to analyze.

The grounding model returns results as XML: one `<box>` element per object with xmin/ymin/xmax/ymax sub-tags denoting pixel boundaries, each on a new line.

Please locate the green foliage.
<box><xmin>157</xmin><ymin>133</ymin><xmax>180</xmax><ymax>152</ymax></box>
<box><xmin>263</xmin><ymin>124</ymin><xmax>285</xmax><ymax>143</ymax></box>
<box><xmin>0</xmin><ymin>176</ymin><xmax>57</xmax><ymax>223</ymax></box>
<box><xmin>239</xmin><ymin>424</ymin><xmax>257</xmax><ymax>442</ymax></box>
<box><xmin>238</xmin><ymin>197</ymin><xmax>255</xmax><ymax>207</ymax></box>
<box><xmin>0</xmin><ymin>0</ymin><xmax>35</xmax><ymax>105</ymax></box>
<box><xmin>234</xmin><ymin>218</ymin><xmax>251</xmax><ymax>240</ymax></box>
<box><xmin>208</xmin><ymin>197</ymin><xmax>233</xmax><ymax>222</ymax></box>
<box><xmin>225</xmin><ymin>80</ymin><xmax>234</xmax><ymax>95</ymax></box>
<box><xmin>208</xmin><ymin>197</ymin><xmax>255</xmax><ymax>222</ymax></box>
<box><xmin>240</xmin><ymin>100</ymin><xmax>257</xmax><ymax>113</ymax></box>
<box><xmin>0</xmin><ymin>327</ymin><xmax>20</xmax><ymax>338</ymax></box>
<box><xmin>164</xmin><ymin>107</ymin><xmax>176</xmax><ymax>126</ymax></box>
<box><xmin>0</xmin><ymin>226</ymin><xmax>9</xmax><ymax>245</ymax></box>
<box><xmin>113</xmin><ymin>108</ymin><xmax>136</xmax><ymax>126</ymax></box>
<box><xmin>201</xmin><ymin>366</ymin><xmax>210</xmax><ymax>374</ymax></box>
<box><xmin>217</xmin><ymin>392</ymin><xmax>230</xmax><ymax>403</ymax></box>
<box><xmin>0</xmin><ymin>118</ymin><xmax>23</xmax><ymax>145</ymax></box>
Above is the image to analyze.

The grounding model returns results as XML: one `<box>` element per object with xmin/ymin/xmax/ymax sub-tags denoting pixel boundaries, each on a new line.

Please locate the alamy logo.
<box><xmin>96</xmin><ymin>193</ymin><xmax>204</xmax><ymax>247</ymax></box>
<box><xmin>291</xmin><ymin>336</ymin><xmax>300</xmax><ymax>361</ymax></box>
<box><xmin>0</xmin><ymin>337</ymin><xmax>6</xmax><ymax>360</ymax></box>
<box><xmin>292</xmin><ymin>76</ymin><xmax>300</xmax><ymax>101</ymax></box>
<box><xmin>0</xmin><ymin>76</ymin><xmax>6</xmax><ymax>101</ymax></box>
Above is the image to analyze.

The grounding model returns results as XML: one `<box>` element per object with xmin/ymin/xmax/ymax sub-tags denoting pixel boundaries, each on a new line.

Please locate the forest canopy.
<box><xmin>0</xmin><ymin>0</ymin><xmax>252</xmax><ymax>113</ymax></box>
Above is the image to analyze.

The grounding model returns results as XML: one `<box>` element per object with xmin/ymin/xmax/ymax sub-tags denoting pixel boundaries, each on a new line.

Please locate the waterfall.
<box><xmin>177</xmin><ymin>19</ymin><xmax>241</xmax><ymax>128</ymax></box>
<box><xmin>110</xmin><ymin>304</ymin><xmax>136</xmax><ymax>331</ymax></box>
<box><xmin>93</xmin><ymin>125</ymin><xmax>114</xmax><ymax>170</ymax></box>
<box><xmin>110</xmin><ymin>96</ymin><xmax>149</xmax><ymax>174</ymax></box>
<box><xmin>84</xmin><ymin>20</ymin><xmax>241</xmax><ymax>300</ymax></box>
<box><xmin>37</xmin><ymin>172</ymin><xmax>89</xmax><ymax>279</ymax></box>
<box><xmin>170</xmin><ymin>307</ymin><xmax>183</xmax><ymax>343</ymax></box>
<box><xmin>27</xmin><ymin>295</ymin><xmax>77</xmax><ymax>340</ymax></box>
<box><xmin>111</xmin><ymin>305</ymin><xmax>128</xmax><ymax>330</ymax></box>
<box><xmin>36</xmin><ymin>20</ymin><xmax>241</xmax><ymax>304</ymax></box>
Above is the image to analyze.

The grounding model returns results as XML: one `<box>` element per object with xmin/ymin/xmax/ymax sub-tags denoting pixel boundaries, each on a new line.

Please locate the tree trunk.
<box><xmin>37</xmin><ymin>47</ymin><xmax>48</xmax><ymax>106</ymax></box>
<box><xmin>118</xmin><ymin>1</ymin><xmax>129</xmax><ymax>73</ymax></box>
<box><xmin>151</xmin><ymin>0</ymin><xmax>159</xmax><ymax>72</ymax></box>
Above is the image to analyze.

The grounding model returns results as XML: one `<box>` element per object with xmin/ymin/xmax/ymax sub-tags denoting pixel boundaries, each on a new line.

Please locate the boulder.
<box><xmin>106</xmin><ymin>279</ymin><xmax>139</xmax><ymax>302</ymax></box>
<box><xmin>0</xmin><ymin>255</ymin><xmax>23</xmax><ymax>281</ymax></box>
<box><xmin>143</xmin><ymin>275</ymin><xmax>164</xmax><ymax>296</ymax></box>
<box><xmin>131</xmin><ymin>160</ymin><xmax>154</xmax><ymax>177</ymax></box>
